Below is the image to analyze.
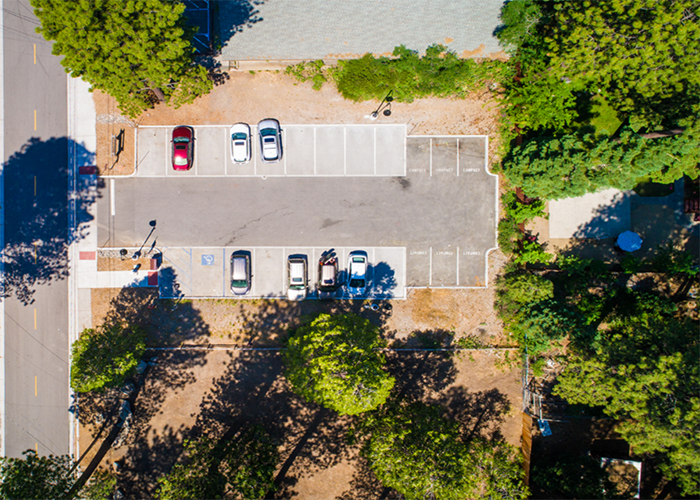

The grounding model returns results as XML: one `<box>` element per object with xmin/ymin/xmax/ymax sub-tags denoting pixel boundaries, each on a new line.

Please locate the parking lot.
<box><xmin>158</xmin><ymin>246</ymin><xmax>405</xmax><ymax>299</ymax></box>
<box><xmin>99</xmin><ymin>132</ymin><xmax>496</xmax><ymax>296</ymax></box>
<box><xmin>135</xmin><ymin>124</ymin><xmax>406</xmax><ymax>177</ymax></box>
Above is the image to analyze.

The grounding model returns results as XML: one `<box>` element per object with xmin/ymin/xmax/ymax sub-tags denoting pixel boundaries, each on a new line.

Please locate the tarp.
<box><xmin>617</xmin><ymin>231</ymin><xmax>643</xmax><ymax>252</ymax></box>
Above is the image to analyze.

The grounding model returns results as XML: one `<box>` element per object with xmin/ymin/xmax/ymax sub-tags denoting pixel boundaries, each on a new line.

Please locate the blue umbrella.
<box><xmin>617</xmin><ymin>231</ymin><xmax>643</xmax><ymax>252</ymax></box>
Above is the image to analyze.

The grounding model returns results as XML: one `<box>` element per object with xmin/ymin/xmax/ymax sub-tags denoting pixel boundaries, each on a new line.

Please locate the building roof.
<box><xmin>218</xmin><ymin>0</ymin><xmax>506</xmax><ymax>61</ymax></box>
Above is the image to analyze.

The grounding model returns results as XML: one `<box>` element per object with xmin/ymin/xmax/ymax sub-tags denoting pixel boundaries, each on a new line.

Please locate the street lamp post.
<box><xmin>369</xmin><ymin>91</ymin><xmax>393</xmax><ymax>120</ymax></box>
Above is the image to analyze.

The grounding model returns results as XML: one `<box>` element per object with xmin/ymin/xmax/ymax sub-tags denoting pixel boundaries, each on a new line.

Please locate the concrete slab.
<box><xmin>376</xmin><ymin>126</ymin><xmax>405</xmax><ymax>176</ymax></box>
<box><xmin>136</xmin><ymin>127</ymin><xmax>168</xmax><ymax>176</ymax></box>
<box><xmin>550</xmin><ymin>189</ymin><xmax>631</xmax><ymax>239</ymax></box>
<box><xmin>284</xmin><ymin>126</ymin><xmax>315</xmax><ymax>176</ymax></box>
<box><xmin>346</xmin><ymin>126</ymin><xmax>375</xmax><ymax>176</ymax></box>
<box><xmin>195</xmin><ymin>127</ymin><xmax>226</xmax><ymax>176</ymax></box>
<box><xmin>315</xmin><ymin>127</ymin><xmax>345</xmax><ymax>176</ymax></box>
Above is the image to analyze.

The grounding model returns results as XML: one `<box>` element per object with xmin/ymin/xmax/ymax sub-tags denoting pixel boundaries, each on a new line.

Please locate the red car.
<box><xmin>171</xmin><ymin>126</ymin><xmax>194</xmax><ymax>170</ymax></box>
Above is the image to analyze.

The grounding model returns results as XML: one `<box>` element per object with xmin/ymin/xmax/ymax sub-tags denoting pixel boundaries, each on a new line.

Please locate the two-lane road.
<box><xmin>2</xmin><ymin>0</ymin><xmax>70</xmax><ymax>457</ymax></box>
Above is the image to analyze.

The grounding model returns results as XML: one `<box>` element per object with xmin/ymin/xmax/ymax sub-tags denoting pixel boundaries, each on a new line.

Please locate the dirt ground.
<box><xmin>93</xmin><ymin>69</ymin><xmax>501</xmax><ymax>176</ymax></box>
<box><xmin>79</xmin><ymin>348</ymin><xmax>522</xmax><ymax>499</ymax></box>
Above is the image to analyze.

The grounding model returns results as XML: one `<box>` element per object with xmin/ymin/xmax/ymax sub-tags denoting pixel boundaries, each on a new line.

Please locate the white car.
<box><xmin>230</xmin><ymin>123</ymin><xmax>251</xmax><ymax>163</ymax></box>
<box><xmin>287</xmin><ymin>256</ymin><xmax>308</xmax><ymax>301</ymax></box>
<box><xmin>347</xmin><ymin>251</ymin><xmax>368</xmax><ymax>296</ymax></box>
<box><xmin>258</xmin><ymin>118</ymin><xmax>282</xmax><ymax>162</ymax></box>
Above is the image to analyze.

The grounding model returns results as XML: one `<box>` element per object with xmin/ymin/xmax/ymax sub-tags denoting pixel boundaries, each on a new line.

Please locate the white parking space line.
<box><xmin>164</xmin><ymin>131</ymin><xmax>168</xmax><ymax>176</ymax></box>
<box><xmin>456</xmin><ymin>138</ymin><xmax>460</xmax><ymax>177</ymax></box>
<box><xmin>373</xmin><ymin>127</ymin><xmax>377</xmax><ymax>175</ymax></box>
<box><xmin>429</xmin><ymin>138</ymin><xmax>433</xmax><ymax>177</ymax></box>
<box><xmin>283</xmin><ymin>129</ymin><xmax>287</xmax><ymax>176</ymax></box>
<box><xmin>343</xmin><ymin>127</ymin><xmax>347</xmax><ymax>175</ymax></box>
<box><xmin>429</xmin><ymin>246</ymin><xmax>433</xmax><ymax>286</ymax></box>
<box><xmin>456</xmin><ymin>246</ymin><xmax>460</xmax><ymax>286</ymax></box>
<box><xmin>251</xmin><ymin>248</ymin><xmax>257</xmax><ymax>297</ymax></box>
<box><xmin>110</xmin><ymin>179</ymin><xmax>115</xmax><ymax>216</ymax></box>
<box><xmin>313</xmin><ymin>127</ymin><xmax>317</xmax><ymax>175</ymax></box>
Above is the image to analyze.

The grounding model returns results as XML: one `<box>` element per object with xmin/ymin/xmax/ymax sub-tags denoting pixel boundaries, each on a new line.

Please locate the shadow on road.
<box><xmin>2</xmin><ymin>137</ymin><xmax>98</xmax><ymax>304</ymax></box>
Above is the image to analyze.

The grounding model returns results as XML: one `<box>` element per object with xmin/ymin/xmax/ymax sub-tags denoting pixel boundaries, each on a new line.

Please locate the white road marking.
<box><xmin>110</xmin><ymin>179</ymin><xmax>115</xmax><ymax>216</ymax></box>
<box><xmin>313</xmin><ymin>127</ymin><xmax>317</xmax><ymax>175</ymax></box>
<box><xmin>429</xmin><ymin>247</ymin><xmax>432</xmax><ymax>286</ymax></box>
<box><xmin>456</xmin><ymin>138</ymin><xmax>459</xmax><ymax>176</ymax></box>
<box><xmin>429</xmin><ymin>138</ymin><xmax>433</xmax><ymax>177</ymax></box>
<box><xmin>283</xmin><ymin>128</ymin><xmax>287</xmax><ymax>176</ymax></box>
<box><xmin>343</xmin><ymin>127</ymin><xmax>347</xmax><ymax>175</ymax></box>
<box><xmin>373</xmin><ymin>127</ymin><xmax>377</xmax><ymax>175</ymax></box>
<box><xmin>456</xmin><ymin>246</ymin><xmax>459</xmax><ymax>286</ymax></box>
<box><xmin>164</xmin><ymin>130</ymin><xmax>168</xmax><ymax>176</ymax></box>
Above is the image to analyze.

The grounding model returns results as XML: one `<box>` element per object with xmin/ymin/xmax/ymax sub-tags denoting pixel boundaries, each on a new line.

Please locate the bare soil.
<box><xmin>93</xmin><ymin>70</ymin><xmax>502</xmax><ymax>176</ymax></box>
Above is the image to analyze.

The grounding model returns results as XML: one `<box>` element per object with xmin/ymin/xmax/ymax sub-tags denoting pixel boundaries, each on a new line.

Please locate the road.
<box><xmin>2</xmin><ymin>0</ymin><xmax>70</xmax><ymax>457</ymax></box>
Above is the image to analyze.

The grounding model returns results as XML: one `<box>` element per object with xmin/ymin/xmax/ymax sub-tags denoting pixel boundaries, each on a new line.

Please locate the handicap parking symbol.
<box><xmin>201</xmin><ymin>254</ymin><xmax>215</xmax><ymax>266</ymax></box>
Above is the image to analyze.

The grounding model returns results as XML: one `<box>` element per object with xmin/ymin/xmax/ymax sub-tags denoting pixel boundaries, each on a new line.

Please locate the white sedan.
<box><xmin>257</xmin><ymin>118</ymin><xmax>282</xmax><ymax>163</ymax></box>
<box><xmin>230</xmin><ymin>123</ymin><xmax>251</xmax><ymax>163</ymax></box>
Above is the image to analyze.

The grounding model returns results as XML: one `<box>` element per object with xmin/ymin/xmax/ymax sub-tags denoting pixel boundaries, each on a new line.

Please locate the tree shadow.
<box><xmin>191</xmin><ymin>350</ymin><xmax>354</xmax><ymax>499</ymax></box>
<box><xmin>2</xmin><ymin>137</ymin><xmax>99</xmax><ymax>304</ymax></box>
<box><xmin>367</xmin><ymin>261</ymin><xmax>398</xmax><ymax>299</ymax></box>
<box><xmin>386</xmin><ymin>350</ymin><xmax>457</xmax><ymax>402</ymax></box>
<box><xmin>437</xmin><ymin>386</ymin><xmax>511</xmax><ymax>442</ymax></box>
<box><xmin>216</xmin><ymin>0</ymin><xmax>266</xmax><ymax>48</ymax></box>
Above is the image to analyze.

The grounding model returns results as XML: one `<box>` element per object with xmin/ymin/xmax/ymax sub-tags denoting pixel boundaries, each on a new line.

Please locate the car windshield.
<box><xmin>234</xmin><ymin>140</ymin><xmax>246</xmax><ymax>146</ymax></box>
<box><xmin>264</xmin><ymin>137</ymin><xmax>276</xmax><ymax>144</ymax></box>
<box><xmin>173</xmin><ymin>137</ymin><xmax>190</xmax><ymax>143</ymax></box>
<box><xmin>349</xmin><ymin>279</ymin><xmax>365</xmax><ymax>288</ymax></box>
<box><xmin>231</xmin><ymin>279</ymin><xmax>247</xmax><ymax>288</ymax></box>
<box><xmin>173</xmin><ymin>156</ymin><xmax>188</xmax><ymax>166</ymax></box>
<box><xmin>231</xmin><ymin>133</ymin><xmax>247</xmax><ymax>140</ymax></box>
<box><xmin>260</xmin><ymin>128</ymin><xmax>277</xmax><ymax>137</ymax></box>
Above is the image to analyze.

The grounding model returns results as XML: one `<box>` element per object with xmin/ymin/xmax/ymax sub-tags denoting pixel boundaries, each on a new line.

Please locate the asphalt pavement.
<box><xmin>98</xmin><ymin>136</ymin><xmax>497</xmax><ymax>288</ymax></box>
<box><xmin>2</xmin><ymin>0</ymin><xmax>70</xmax><ymax>457</ymax></box>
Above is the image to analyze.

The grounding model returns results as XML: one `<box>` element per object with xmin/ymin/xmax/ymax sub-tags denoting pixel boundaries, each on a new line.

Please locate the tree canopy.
<box><xmin>31</xmin><ymin>0</ymin><xmax>212</xmax><ymax>117</ymax></box>
<box><xmin>554</xmin><ymin>291</ymin><xmax>700</xmax><ymax>495</ymax></box>
<box><xmin>0</xmin><ymin>450</ymin><xmax>76</xmax><ymax>500</ymax></box>
<box><xmin>284</xmin><ymin>313</ymin><xmax>395</xmax><ymax>415</ymax></box>
<box><xmin>359</xmin><ymin>402</ymin><xmax>528</xmax><ymax>500</ymax></box>
<box><xmin>155</xmin><ymin>426</ymin><xmax>278</xmax><ymax>500</ymax></box>
<box><xmin>70</xmin><ymin>324</ymin><xmax>146</xmax><ymax>393</ymax></box>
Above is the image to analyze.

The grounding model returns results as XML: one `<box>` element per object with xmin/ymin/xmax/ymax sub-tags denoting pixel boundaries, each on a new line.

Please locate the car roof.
<box><xmin>258</xmin><ymin>119</ymin><xmax>279</xmax><ymax>130</ymax></box>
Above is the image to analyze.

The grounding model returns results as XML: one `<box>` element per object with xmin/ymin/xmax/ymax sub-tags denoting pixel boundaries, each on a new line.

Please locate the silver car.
<box><xmin>230</xmin><ymin>123</ymin><xmax>251</xmax><ymax>163</ymax></box>
<box><xmin>230</xmin><ymin>252</ymin><xmax>251</xmax><ymax>295</ymax></box>
<box><xmin>258</xmin><ymin>118</ymin><xmax>282</xmax><ymax>162</ymax></box>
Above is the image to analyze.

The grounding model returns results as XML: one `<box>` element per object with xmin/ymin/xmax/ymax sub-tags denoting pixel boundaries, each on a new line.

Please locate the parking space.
<box><xmin>158</xmin><ymin>246</ymin><xmax>406</xmax><ymax>299</ymax></box>
<box><xmin>135</xmin><ymin>124</ymin><xmax>406</xmax><ymax>178</ymax></box>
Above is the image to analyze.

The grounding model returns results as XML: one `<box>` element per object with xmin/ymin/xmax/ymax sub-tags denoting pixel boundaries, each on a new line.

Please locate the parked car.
<box><xmin>287</xmin><ymin>256</ymin><xmax>308</xmax><ymax>301</ymax></box>
<box><xmin>347</xmin><ymin>251</ymin><xmax>368</xmax><ymax>296</ymax></box>
<box><xmin>317</xmin><ymin>255</ymin><xmax>339</xmax><ymax>300</ymax></box>
<box><xmin>230</xmin><ymin>252</ymin><xmax>252</xmax><ymax>295</ymax></box>
<box><xmin>258</xmin><ymin>118</ymin><xmax>282</xmax><ymax>162</ymax></box>
<box><xmin>171</xmin><ymin>125</ymin><xmax>194</xmax><ymax>171</ymax></box>
<box><xmin>230</xmin><ymin>123</ymin><xmax>251</xmax><ymax>163</ymax></box>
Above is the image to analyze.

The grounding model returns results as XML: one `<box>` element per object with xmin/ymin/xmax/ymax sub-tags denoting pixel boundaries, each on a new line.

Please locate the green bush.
<box><xmin>513</xmin><ymin>239</ymin><xmax>552</xmax><ymax>265</ymax></box>
<box><xmin>333</xmin><ymin>45</ymin><xmax>504</xmax><ymax>103</ymax></box>
<box><xmin>502</xmin><ymin>191</ymin><xmax>547</xmax><ymax>224</ymax></box>
<box><xmin>284</xmin><ymin>60</ymin><xmax>330</xmax><ymax>90</ymax></box>
<box><xmin>652</xmin><ymin>243</ymin><xmax>699</xmax><ymax>277</ymax></box>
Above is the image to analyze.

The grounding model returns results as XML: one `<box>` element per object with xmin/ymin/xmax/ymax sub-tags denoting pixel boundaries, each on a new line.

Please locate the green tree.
<box><xmin>70</xmin><ymin>324</ymin><xmax>146</xmax><ymax>393</ymax></box>
<box><xmin>532</xmin><ymin>454</ymin><xmax>613</xmax><ymax>499</ymax></box>
<box><xmin>0</xmin><ymin>450</ymin><xmax>76</xmax><ymax>500</ymax></box>
<box><xmin>156</xmin><ymin>426</ymin><xmax>278</xmax><ymax>500</ymax></box>
<box><xmin>545</xmin><ymin>0</ymin><xmax>700</xmax><ymax>122</ymax></box>
<box><xmin>31</xmin><ymin>0</ymin><xmax>212</xmax><ymax>117</ymax></box>
<box><xmin>502</xmin><ymin>124</ymin><xmax>700</xmax><ymax>200</ymax></box>
<box><xmin>284</xmin><ymin>313</ymin><xmax>395</xmax><ymax>415</ymax></box>
<box><xmin>554</xmin><ymin>291</ymin><xmax>700</xmax><ymax>495</ymax></box>
<box><xmin>496</xmin><ymin>0</ymin><xmax>545</xmax><ymax>55</ymax></box>
<box><xmin>77</xmin><ymin>468</ymin><xmax>116</xmax><ymax>500</ymax></box>
<box><xmin>359</xmin><ymin>402</ymin><xmax>528</xmax><ymax>500</ymax></box>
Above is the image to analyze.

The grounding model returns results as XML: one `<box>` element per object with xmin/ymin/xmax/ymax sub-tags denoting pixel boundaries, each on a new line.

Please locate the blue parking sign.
<box><xmin>201</xmin><ymin>254</ymin><xmax>215</xmax><ymax>266</ymax></box>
